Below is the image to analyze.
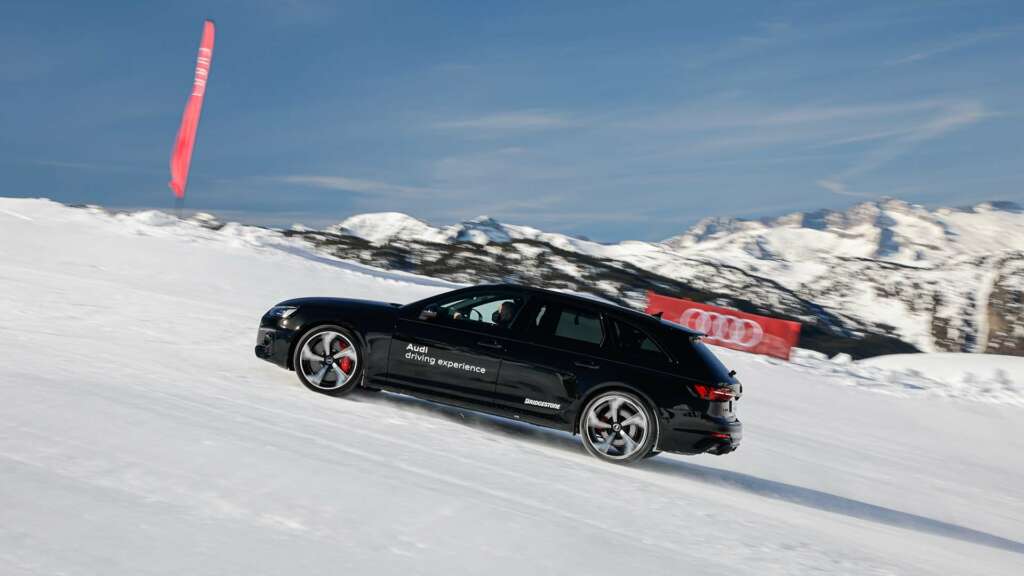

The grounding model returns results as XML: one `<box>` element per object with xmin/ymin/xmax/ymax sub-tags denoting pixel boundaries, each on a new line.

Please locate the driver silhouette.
<box><xmin>492</xmin><ymin>301</ymin><xmax>517</xmax><ymax>327</ymax></box>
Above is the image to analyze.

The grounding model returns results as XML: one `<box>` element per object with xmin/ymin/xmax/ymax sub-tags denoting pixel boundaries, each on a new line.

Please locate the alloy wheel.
<box><xmin>298</xmin><ymin>330</ymin><xmax>358</xmax><ymax>390</ymax></box>
<box><xmin>583</xmin><ymin>393</ymin><xmax>650</xmax><ymax>461</ymax></box>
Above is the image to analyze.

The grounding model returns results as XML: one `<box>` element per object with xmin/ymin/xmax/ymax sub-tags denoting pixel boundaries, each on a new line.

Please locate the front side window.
<box><xmin>433</xmin><ymin>292</ymin><xmax>524</xmax><ymax>330</ymax></box>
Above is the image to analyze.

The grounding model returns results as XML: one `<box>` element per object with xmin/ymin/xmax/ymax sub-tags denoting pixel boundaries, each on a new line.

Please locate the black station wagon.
<box><xmin>255</xmin><ymin>284</ymin><xmax>742</xmax><ymax>464</ymax></box>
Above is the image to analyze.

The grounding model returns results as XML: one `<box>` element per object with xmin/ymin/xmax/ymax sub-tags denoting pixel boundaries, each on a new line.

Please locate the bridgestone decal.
<box><xmin>524</xmin><ymin>398</ymin><xmax>561</xmax><ymax>410</ymax></box>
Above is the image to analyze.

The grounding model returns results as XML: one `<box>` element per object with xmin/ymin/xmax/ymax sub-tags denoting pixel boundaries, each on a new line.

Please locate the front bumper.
<box><xmin>254</xmin><ymin>323</ymin><xmax>297</xmax><ymax>369</ymax></box>
<box><xmin>657</xmin><ymin>416</ymin><xmax>742</xmax><ymax>456</ymax></box>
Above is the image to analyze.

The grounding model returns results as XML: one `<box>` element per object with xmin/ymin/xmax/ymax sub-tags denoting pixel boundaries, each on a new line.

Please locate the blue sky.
<box><xmin>3</xmin><ymin>0</ymin><xmax>1022</xmax><ymax>241</ymax></box>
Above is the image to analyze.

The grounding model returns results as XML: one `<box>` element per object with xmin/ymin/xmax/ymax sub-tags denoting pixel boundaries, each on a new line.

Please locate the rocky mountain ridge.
<box><xmin>282</xmin><ymin>198</ymin><xmax>1024</xmax><ymax>358</ymax></box>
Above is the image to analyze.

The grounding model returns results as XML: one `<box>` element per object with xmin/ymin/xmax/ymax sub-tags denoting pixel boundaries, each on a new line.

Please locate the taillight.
<box><xmin>692</xmin><ymin>384</ymin><xmax>735</xmax><ymax>402</ymax></box>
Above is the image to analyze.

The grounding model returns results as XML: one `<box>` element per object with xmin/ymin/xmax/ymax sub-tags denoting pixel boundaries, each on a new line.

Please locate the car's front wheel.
<box><xmin>292</xmin><ymin>325</ymin><xmax>362</xmax><ymax>396</ymax></box>
<box><xmin>580</xmin><ymin>390</ymin><xmax>656</xmax><ymax>464</ymax></box>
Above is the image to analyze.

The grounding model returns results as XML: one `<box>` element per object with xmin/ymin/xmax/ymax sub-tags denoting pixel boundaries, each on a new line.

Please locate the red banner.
<box><xmin>646</xmin><ymin>291</ymin><xmax>801</xmax><ymax>360</ymax></box>
<box><xmin>169</xmin><ymin>20</ymin><xmax>215</xmax><ymax>199</ymax></box>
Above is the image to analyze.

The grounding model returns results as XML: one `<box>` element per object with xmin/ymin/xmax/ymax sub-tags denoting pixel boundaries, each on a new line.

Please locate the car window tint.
<box><xmin>613</xmin><ymin>320</ymin><xmax>670</xmax><ymax>363</ymax></box>
<box><xmin>436</xmin><ymin>293</ymin><xmax>523</xmax><ymax>330</ymax></box>
<box><xmin>553</xmin><ymin>308</ymin><xmax>604</xmax><ymax>345</ymax></box>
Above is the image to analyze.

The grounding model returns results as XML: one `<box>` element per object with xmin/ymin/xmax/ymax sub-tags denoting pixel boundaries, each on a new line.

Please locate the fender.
<box><xmin>286</xmin><ymin>318</ymin><xmax>367</xmax><ymax>371</ymax></box>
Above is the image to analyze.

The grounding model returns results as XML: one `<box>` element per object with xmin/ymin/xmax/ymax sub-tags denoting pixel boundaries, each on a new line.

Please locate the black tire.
<box><xmin>579</xmin><ymin>390</ymin><xmax>657</xmax><ymax>464</ymax></box>
<box><xmin>292</xmin><ymin>325</ymin><xmax>363</xmax><ymax>397</ymax></box>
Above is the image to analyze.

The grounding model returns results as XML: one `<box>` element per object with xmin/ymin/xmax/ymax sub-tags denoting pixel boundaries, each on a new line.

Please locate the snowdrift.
<box><xmin>859</xmin><ymin>352</ymin><xmax>1024</xmax><ymax>389</ymax></box>
<box><xmin>1</xmin><ymin>198</ymin><xmax>1022</xmax><ymax>575</ymax></box>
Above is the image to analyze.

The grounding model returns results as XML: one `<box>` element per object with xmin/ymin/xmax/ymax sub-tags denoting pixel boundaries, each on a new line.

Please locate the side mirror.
<box><xmin>419</xmin><ymin>305</ymin><xmax>439</xmax><ymax>321</ymax></box>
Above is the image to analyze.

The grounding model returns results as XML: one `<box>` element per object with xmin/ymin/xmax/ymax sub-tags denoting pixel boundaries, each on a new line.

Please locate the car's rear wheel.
<box><xmin>580</xmin><ymin>390</ymin><xmax>656</xmax><ymax>464</ymax></box>
<box><xmin>292</xmin><ymin>325</ymin><xmax>362</xmax><ymax>396</ymax></box>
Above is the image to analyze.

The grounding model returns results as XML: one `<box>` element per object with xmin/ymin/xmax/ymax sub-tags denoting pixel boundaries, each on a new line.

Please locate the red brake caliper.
<box><xmin>337</xmin><ymin>344</ymin><xmax>353</xmax><ymax>374</ymax></box>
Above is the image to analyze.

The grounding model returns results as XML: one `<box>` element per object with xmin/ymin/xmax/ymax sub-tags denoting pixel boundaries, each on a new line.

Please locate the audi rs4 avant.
<box><xmin>255</xmin><ymin>284</ymin><xmax>742</xmax><ymax>464</ymax></box>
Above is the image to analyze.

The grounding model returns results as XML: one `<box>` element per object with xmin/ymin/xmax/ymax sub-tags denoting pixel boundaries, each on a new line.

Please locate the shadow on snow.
<box><xmin>362</xmin><ymin>390</ymin><xmax>1024</xmax><ymax>556</ymax></box>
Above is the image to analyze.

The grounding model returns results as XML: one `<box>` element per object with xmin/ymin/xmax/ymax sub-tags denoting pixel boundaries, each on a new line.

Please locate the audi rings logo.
<box><xmin>679</xmin><ymin>308</ymin><xmax>764</xmax><ymax>348</ymax></box>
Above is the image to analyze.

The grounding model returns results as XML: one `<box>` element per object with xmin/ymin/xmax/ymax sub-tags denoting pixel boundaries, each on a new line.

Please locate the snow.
<box><xmin>859</xmin><ymin>352</ymin><xmax>1024</xmax><ymax>393</ymax></box>
<box><xmin>752</xmin><ymin>348</ymin><xmax>1024</xmax><ymax>405</ymax></box>
<box><xmin>2</xmin><ymin>198</ymin><xmax>1023</xmax><ymax>575</ymax></box>
<box><xmin>331</xmin><ymin>212</ymin><xmax>451</xmax><ymax>245</ymax></box>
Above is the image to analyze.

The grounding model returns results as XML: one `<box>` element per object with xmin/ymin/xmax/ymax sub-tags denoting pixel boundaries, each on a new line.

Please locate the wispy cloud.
<box><xmin>269</xmin><ymin>175</ymin><xmax>436</xmax><ymax>199</ymax></box>
<box><xmin>434</xmin><ymin>62</ymin><xmax>477</xmax><ymax>73</ymax></box>
<box><xmin>886</xmin><ymin>25</ymin><xmax>1022</xmax><ymax>65</ymax></box>
<box><xmin>816</xmin><ymin>179</ymin><xmax>872</xmax><ymax>198</ymax></box>
<box><xmin>431</xmin><ymin>146</ymin><xmax>578</xmax><ymax>191</ymax></box>
<box><xmin>752</xmin><ymin>101</ymin><xmax>938</xmax><ymax>127</ymax></box>
<box><xmin>433</xmin><ymin>110</ymin><xmax>572</xmax><ymax>132</ymax></box>
<box><xmin>683</xmin><ymin>20</ymin><xmax>793</xmax><ymax>70</ymax></box>
<box><xmin>26</xmin><ymin>159</ymin><xmax>160</xmax><ymax>175</ymax></box>
<box><xmin>619</xmin><ymin>98</ymin><xmax>944</xmax><ymax>136</ymax></box>
<box><xmin>845</xmin><ymin>101</ymin><xmax>986</xmax><ymax>176</ymax></box>
<box><xmin>818</xmin><ymin>100</ymin><xmax>988</xmax><ymax>196</ymax></box>
<box><xmin>619</xmin><ymin>98</ymin><xmax>981</xmax><ymax>161</ymax></box>
<box><xmin>615</xmin><ymin>95</ymin><xmax>989</xmax><ymax>198</ymax></box>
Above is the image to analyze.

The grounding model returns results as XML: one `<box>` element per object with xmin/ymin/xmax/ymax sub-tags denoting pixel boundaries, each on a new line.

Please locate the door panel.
<box><xmin>492</xmin><ymin>299</ymin><xmax>613</xmax><ymax>428</ymax></box>
<box><xmin>387</xmin><ymin>318</ymin><xmax>503</xmax><ymax>403</ymax></box>
<box><xmin>386</xmin><ymin>289</ymin><xmax>528</xmax><ymax>404</ymax></box>
<box><xmin>493</xmin><ymin>341</ymin><xmax>603</xmax><ymax>429</ymax></box>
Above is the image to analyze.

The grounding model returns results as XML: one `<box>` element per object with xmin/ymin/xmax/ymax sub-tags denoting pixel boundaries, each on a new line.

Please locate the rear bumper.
<box><xmin>657</xmin><ymin>417</ymin><xmax>742</xmax><ymax>456</ymax></box>
<box><xmin>254</xmin><ymin>325</ymin><xmax>295</xmax><ymax>369</ymax></box>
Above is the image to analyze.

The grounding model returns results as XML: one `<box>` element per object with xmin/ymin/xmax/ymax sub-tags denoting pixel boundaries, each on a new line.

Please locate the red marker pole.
<box><xmin>168</xmin><ymin>20</ymin><xmax>215</xmax><ymax>218</ymax></box>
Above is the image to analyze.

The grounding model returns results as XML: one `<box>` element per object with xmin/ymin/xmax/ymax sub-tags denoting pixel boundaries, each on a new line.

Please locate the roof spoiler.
<box><xmin>649</xmin><ymin>311</ymin><xmax>706</xmax><ymax>338</ymax></box>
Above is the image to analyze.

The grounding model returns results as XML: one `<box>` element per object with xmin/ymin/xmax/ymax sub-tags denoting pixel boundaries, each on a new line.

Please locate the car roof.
<box><xmin>472</xmin><ymin>283</ymin><xmax>703</xmax><ymax>337</ymax></box>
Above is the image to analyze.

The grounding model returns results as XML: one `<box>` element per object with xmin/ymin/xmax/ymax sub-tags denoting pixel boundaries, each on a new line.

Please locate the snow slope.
<box><xmin>2</xmin><ymin>198</ymin><xmax>1023</xmax><ymax>575</ymax></box>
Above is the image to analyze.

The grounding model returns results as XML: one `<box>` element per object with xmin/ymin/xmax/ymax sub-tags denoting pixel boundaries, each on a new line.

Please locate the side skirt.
<box><xmin>374</xmin><ymin>384</ymin><xmax>575</xmax><ymax>434</ymax></box>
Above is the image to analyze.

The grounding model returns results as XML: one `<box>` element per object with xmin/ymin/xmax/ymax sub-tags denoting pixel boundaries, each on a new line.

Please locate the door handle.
<box><xmin>574</xmin><ymin>360</ymin><xmax>600</xmax><ymax>369</ymax></box>
<box><xmin>477</xmin><ymin>340</ymin><xmax>504</xmax><ymax>350</ymax></box>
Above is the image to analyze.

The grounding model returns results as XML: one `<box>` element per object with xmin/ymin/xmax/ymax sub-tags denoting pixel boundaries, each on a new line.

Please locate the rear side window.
<box><xmin>612</xmin><ymin>320</ymin><xmax>671</xmax><ymax>365</ymax></box>
<box><xmin>530</xmin><ymin>302</ymin><xmax>605</xmax><ymax>351</ymax></box>
<box><xmin>554</xmin><ymin>309</ymin><xmax>604</xmax><ymax>345</ymax></box>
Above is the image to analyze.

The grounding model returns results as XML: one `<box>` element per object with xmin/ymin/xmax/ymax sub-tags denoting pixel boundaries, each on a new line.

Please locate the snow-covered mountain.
<box><xmin>301</xmin><ymin>198</ymin><xmax>1024</xmax><ymax>357</ymax></box>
